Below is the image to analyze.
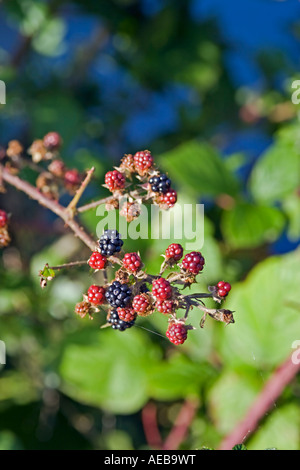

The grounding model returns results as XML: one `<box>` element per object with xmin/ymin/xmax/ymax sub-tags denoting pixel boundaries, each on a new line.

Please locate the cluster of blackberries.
<box><xmin>99</xmin><ymin>229</ymin><xmax>124</xmax><ymax>257</ymax></box>
<box><xmin>107</xmin><ymin>310</ymin><xmax>136</xmax><ymax>331</ymax></box>
<box><xmin>149</xmin><ymin>174</ymin><xmax>171</xmax><ymax>194</ymax></box>
<box><xmin>105</xmin><ymin>280</ymin><xmax>132</xmax><ymax>308</ymax></box>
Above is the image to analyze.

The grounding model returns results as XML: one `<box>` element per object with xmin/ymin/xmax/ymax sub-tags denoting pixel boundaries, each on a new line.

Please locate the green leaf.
<box><xmin>250</xmin><ymin>123</ymin><xmax>300</xmax><ymax>204</ymax></box>
<box><xmin>32</xmin><ymin>18</ymin><xmax>66</xmax><ymax>56</ymax></box>
<box><xmin>208</xmin><ymin>369</ymin><xmax>261</xmax><ymax>434</ymax></box>
<box><xmin>148</xmin><ymin>353</ymin><xmax>215</xmax><ymax>400</ymax></box>
<box><xmin>247</xmin><ymin>404</ymin><xmax>300</xmax><ymax>450</ymax></box>
<box><xmin>59</xmin><ymin>328</ymin><xmax>161</xmax><ymax>414</ymax></box>
<box><xmin>221</xmin><ymin>202</ymin><xmax>285</xmax><ymax>249</ymax></box>
<box><xmin>39</xmin><ymin>265</ymin><xmax>55</xmax><ymax>279</ymax></box>
<box><xmin>217</xmin><ymin>249</ymin><xmax>300</xmax><ymax>368</ymax></box>
<box><xmin>159</xmin><ymin>141</ymin><xmax>240</xmax><ymax>197</ymax></box>
<box><xmin>232</xmin><ymin>444</ymin><xmax>248</xmax><ymax>450</ymax></box>
<box><xmin>282</xmin><ymin>193</ymin><xmax>300</xmax><ymax>241</ymax></box>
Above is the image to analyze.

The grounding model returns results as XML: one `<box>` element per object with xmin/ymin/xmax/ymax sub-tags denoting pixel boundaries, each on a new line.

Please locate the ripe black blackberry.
<box><xmin>149</xmin><ymin>174</ymin><xmax>171</xmax><ymax>194</ymax></box>
<box><xmin>107</xmin><ymin>310</ymin><xmax>135</xmax><ymax>331</ymax></box>
<box><xmin>99</xmin><ymin>229</ymin><xmax>123</xmax><ymax>257</ymax></box>
<box><xmin>105</xmin><ymin>280</ymin><xmax>132</xmax><ymax>308</ymax></box>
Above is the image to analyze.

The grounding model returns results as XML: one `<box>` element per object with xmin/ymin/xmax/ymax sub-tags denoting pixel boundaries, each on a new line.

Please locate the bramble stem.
<box><xmin>0</xmin><ymin>164</ymin><xmax>97</xmax><ymax>251</ymax></box>
<box><xmin>46</xmin><ymin>261</ymin><xmax>88</xmax><ymax>270</ymax></box>
<box><xmin>67</xmin><ymin>167</ymin><xmax>95</xmax><ymax>213</ymax></box>
<box><xmin>77</xmin><ymin>195</ymin><xmax>115</xmax><ymax>213</ymax></box>
<box><xmin>218</xmin><ymin>354</ymin><xmax>300</xmax><ymax>450</ymax></box>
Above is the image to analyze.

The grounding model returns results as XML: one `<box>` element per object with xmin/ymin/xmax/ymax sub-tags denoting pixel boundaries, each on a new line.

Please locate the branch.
<box><xmin>77</xmin><ymin>196</ymin><xmax>115</xmax><ymax>213</ymax></box>
<box><xmin>162</xmin><ymin>399</ymin><xmax>199</xmax><ymax>450</ymax></box>
<box><xmin>0</xmin><ymin>165</ymin><xmax>97</xmax><ymax>251</ymax></box>
<box><xmin>141</xmin><ymin>402</ymin><xmax>163</xmax><ymax>449</ymax></box>
<box><xmin>218</xmin><ymin>354</ymin><xmax>300</xmax><ymax>450</ymax></box>
<box><xmin>67</xmin><ymin>166</ymin><xmax>95</xmax><ymax>214</ymax></box>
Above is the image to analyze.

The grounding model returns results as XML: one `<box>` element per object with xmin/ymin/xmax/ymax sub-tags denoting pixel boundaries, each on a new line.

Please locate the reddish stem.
<box><xmin>142</xmin><ymin>402</ymin><xmax>163</xmax><ymax>449</ymax></box>
<box><xmin>162</xmin><ymin>399</ymin><xmax>198</xmax><ymax>450</ymax></box>
<box><xmin>218</xmin><ymin>354</ymin><xmax>300</xmax><ymax>450</ymax></box>
<box><xmin>1</xmin><ymin>165</ymin><xmax>97</xmax><ymax>251</ymax></box>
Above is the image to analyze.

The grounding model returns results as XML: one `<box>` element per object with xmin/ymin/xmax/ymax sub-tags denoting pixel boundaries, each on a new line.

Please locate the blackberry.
<box><xmin>64</xmin><ymin>169</ymin><xmax>82</xmax><ymax>193</ymax></box>
<box><xmin>166</xmin><ymin>322</ymin><xmax>188</xmax><ymax>345</ymax></box>
<box><xmin>149</xmin><ymin>174</ymin><xmax>171</xmax><ymax>194</ymax></box>
<box><xmin>117</xmin><ymin>306</ymin><xmax>137</xmax><ymax>322</ymax></box>
<box><xmin>156</xmin><ymin>299</ymin><xmax>175</xmax><ymax>314</ymax></box>
<box><xmin>182</xmin><ymin>251</ymin><xmax>205</xmax><ymax>275</ymax></box>
<box><xmin>87</xmin><ymin>285</ymin><xmax>106</xmax><ymax>305</ymax></box>
<box><xmin>105</xmin><ymin>170</ymin><xmax>126</xmax><ymax>191</ymax></box>
<box><xmin>105</xmin><ymin>280</ymin><xmax>132</xmax><ymax>308</ymax></box>
<box><xmin>99</xmin><ymin>229</ymin><xmax>123</xmax><ymax>257</ymax></box>
<box><xmin>43</xmin><ymin>132</ymin><xmax>62</xmax><ymax>151</ymax></box>
<box><xmin>161</xmin><ymin>188</ymin><xmax>177</xmax><ymax>208</ymax></box>
<box><xmin>132</xmin><ymin>293</ymin><xmax>152</xmax><ymax>316</ymax></box>
<box><xmin>217</xmin><ymin>281</ymin><xmax>231</xmax><ymax>298</ymax></box>
<box><xmin>0</xmin><ymin>209</ymin><xmax>8</xmax><ymax>228</ymax></box>
<box><xmin>152</xmin><ymin>278</ymin><xmax>172</xmax><ymax>301</ymax></box>
<box><xmin>133</xmin><ymin>150</ymin><xmax>153</xmax><ymax>175</ymax></box>
<box><xmin>88</xmin><ymin>251</ymin><xmax>107</xmax><ymax>270</ymax></box>
<box><xmin>123</xmin><ymin>252</ymin><xmax>142</xmax><ymax>273</ymax></box>
<box><xmin>165</xmin><ymin>243</ymin><xmax>183</xmax><ymax>262</ymax></box>
<box><xmin>107</xmin><ymin>310</ymin><xmax>135</xmax><ymax>331</ymax></box>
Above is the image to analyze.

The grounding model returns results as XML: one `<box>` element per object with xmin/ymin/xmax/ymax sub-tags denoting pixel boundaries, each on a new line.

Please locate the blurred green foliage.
<box><xmin>0</xmin><ymin>0</ymin><xmax>300</xmax><ymax>451</ymax></box>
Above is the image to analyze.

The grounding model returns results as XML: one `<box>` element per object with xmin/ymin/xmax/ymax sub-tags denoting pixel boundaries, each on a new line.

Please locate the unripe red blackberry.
<box><xmin>217</xmin><ymin>281</ymin><xmax>231</xmax><ymax>298</ymax></box>
<box><xmin>43</xmin><ymin>132</ymin><xmax>62</xmax><ymax>151</ymax></box>
<box><xmin>123</xmin><ymin>252</ymin><xmax>142</xmax><ymax>273</ymax></box>
<box><xmin>182</xmin><ymin>252</ymin><xmax>205</xmax><ymax>275</ymax></box>
<box><xmin>64</xmin><ymin>169</ymin><xmax>82</xmax><ymax>192</ymax></box>
<box><xmin>0</xmin><ymin>209</ymin><xmax>8</xmax><ymax>228</ymax></box>
<box><xmin>88</xmin><ymin>251</ymin><xmax>107</xmax><ymax>270</ymax></box>
<box><xmin>105</xmin><ymin>170</ymin><xmax>126</xmax><ymax>192</ymax></box>
<box><xmin>152</xmin><ymin>277</ymin><xmax>172</xmax><ymax>301</ymax></box>
<box><xmin>48</xmin><ymin>159</ymin><xmax>66</xmax><ymax>178</ymax></box>
<box><xmin>155</xmin><ymin>299</ymin><xmax>175</xmax><ymax>314</ymax></box>
<box><xmin>117</xmin><ymin>306</ymin><xmax>137</xmax><ymax>322</ymax></box>
<box><xmin>165</xmin><ymin>243</ymin><xmax>183</xmax><ymax>262</ymax></box>
<box><xmin>160</xmin><ymin>188</ymin><xmax>177</xmax><ymax>208</ymax></box>
<box><xmin>132</xmin><ymin>293</ymin><xmax>152</xmax><ymax>316</ymax></box>
<box><xmin>87</xmin><ymin>285</ymin><xmax>106</xmax><ymax>305</ymax></box>
<box><xmin>133</xmin><ymin>150</ymin><xmax>153</xmax><ymax>176</ymax></box>
<box><xmin>166</xmin><ymin>322</ymin><xmax>188</xmax><ymax>345</ymax></box>
<box><xmin>75</xmin><ymin>301</ymin><xmax>91</xmax><ymax>318</ymax></box>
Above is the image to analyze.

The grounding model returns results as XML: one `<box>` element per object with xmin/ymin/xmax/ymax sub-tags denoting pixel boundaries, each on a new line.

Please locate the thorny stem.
<box><xmin>218</xmin><ymin>354</ymin><xmax>300</xmax><ymax>450</ymax></box>
<box><xmin>162</xmin><ymin>399</ymin><xmax>199</xmax><ymax>451</ymax></box>
<box><xmin>77</xmin><ymin>196</ymin><xmax>115</xmax><ymax>213</ymax></box>
<box><xmin>141</xmin><ymin>402</ymin><xmax>163</xmax><ymax>449</ymax></box>
<box><xmin>46</xmin><ymin>261</ymin><xmax>88</xmax><ymax>271</ymax></box>
<box><xmin>0</xmin><ymin>164</ymin><xmax>97</xmax><ymax>251</ymax></box>
<box><xmin>67</xmin><ymin>167</ymin><xmax>95</xmax><ymax>214</ymax></box>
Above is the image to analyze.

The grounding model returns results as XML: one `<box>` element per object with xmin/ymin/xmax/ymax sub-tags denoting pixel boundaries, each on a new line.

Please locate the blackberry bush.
<box><xmin>0</xmin><ymin>136</ymin><xmax>235</xmax><ymax>343</ymax></box>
